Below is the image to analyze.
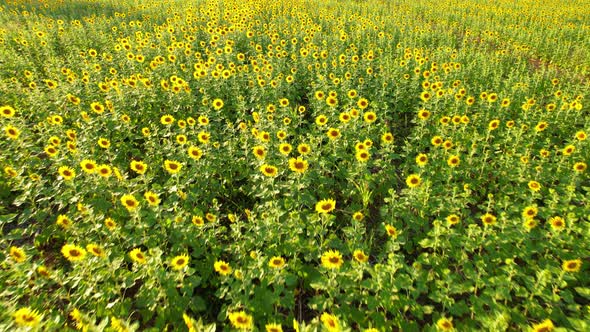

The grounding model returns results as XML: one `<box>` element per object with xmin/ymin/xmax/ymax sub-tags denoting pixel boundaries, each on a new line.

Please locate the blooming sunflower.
<box><xmin>357</xmin><ymin>98</ymin><xmax>369</xmax><ymax>109</ymax></box>
<box><xmin>549</xmin><ymin>216</ymin><xmax>565</xmax><ymax>231</ymax></box>
<box><xmin>61</xmin><ymin>244</ymin><xmax>87</xmax><ymax>262</ymax></box>
<box><xmin>385</xmin><ymin>224</ymin><xmax>398</xmax><ymax>238</ymax></box>
<box><xmin>320</xmin><ymin>313</ymin><xmax>340</xmax><ymax>332</ymax></box>
<box><xmin>363</xmin><ymin>111</ymin><xmax>377</xmax><ymax>123</ymax></box>
<box><xmin>297</xmin><ymin>144</ymin><xmax>311</xmax><ymax>155</ymax></box>
<box><xmin>327</xmin><ymin>128</ymin><xmax>340</xmax><ymax>140</ymax></box>
<box><xmin>260</xmin><ymin>164</ymin><xmax>278</xmax><ymax>177</ymax></box>
<box><xmin>13</xmin><ymin>307</ymin><xmax>42</xmax><ymax>328</ymax></box>
<box><xmin>573</xmin><ymin>162</ymin><xmax>587</xmax><ymax>172</ymax></box>
<box><xmin>188</xmin><ymin>146</ymin><xmax>203</xmax><ymax>160</ymax></box>
<box><xmin>562</xmin><ymin>259</ymin><xmax>582</xmax><ymax>272</ymax></box>
<box><xmin>144</xmin><ymin>191</ymin><xmax>160</xmax><ymax>206</ymax></box>
<box><xmin>406</xmin><ymin>174</ymin><xmax>422</xmax><ymax>188</ymax></box>
<box><xmin>265</xmin><ymin>323</ymin><xmax>283</xmax><ymax>332</ymax></box>
<box><xmin>481</xmin><ymin>213</ymin><xmax>497</xmax><ymax>226</ymax></box>
<box><xmin>212</xmin><ymin>98</ymin><xmax>224</xmax><ymax>110</ymax></box>
<box><xmin>86</xmin><ymin>244</ymin><xmax>106</xmax><ymax>257</ymax></box>
<box><xmin>316</xmin><ymin>199</ymin><xmax>336</xmax><ymax>214</ymax></box>
<box><xmin>97</xmin><ymin>164</ymin><xmax>112</xmax><ymax>178</ymax></box>
<box><xmin>228</xmin><ymin>311</ymin><xmax>253</xmax><ymax>330</ymax></box>
<box><xmin>446</xmin><ymin>214</ymin><xmax>460</xmax><ymax>226</ymax></box>
<box><xmin>522</xmin><ymin>206</ymin><xmax>538</xmax><ymax>219</ymax></box>
<box><xmin>120</xmin><ymin>194</ymin><xmax>139</xmax><ymax>211</ymax></box>
<box><xmin>129</xmin><ymin>248</ymin><xmax>147</xmax><ymax>264</ymax></box>
<box><xmin>381</xmin><ymin>132</ymin><xmax>394</xmax><ymax>144</ymax></box>
<box><xmin>98</xmin><ymin>138</ymin><xmax>110</xmax><ymax>148</ymax></box>
<box><xmin>353</xmin><ymin>250</ymin><xmax>369</xmax><ymax>263</ymax></box>
<box><xmin>252</xmin><ymin>146</ymin><xmax>266</xmax><ymax>160</ymax></box>
<box><xmin>160</xmin><ymin>114</ymin><xmax>175</xmax><ymax>125</ymax></box>
<box><xmin>0</xmin><ymin>105</ymin><xmax>16</xmax><ymax>117</ymax></box>
<box><xmin>164</xmin><ymin>160</ymin><xmax>182</xmax><ymax>174</ymax></box>
<box><xmin>268</xmin><ymin>256</ymin><xmax>286</xmax><ymax>269</ymax></box>
<box><xmin>315</xmin><ymin>115</ymin><xmax>328</xmax><ymax>126</ymax></box>
<box><xmin>80</xmin><ymin>159</ymin><xmax>97</xmax><ymax>174</ymax></box>
<box><xmin>171</xmin><ymin>254</ymin><xmax>189</xmax><ymax>270</ymax></box>
<box><xmin>5</xmin><ymin>125</ymin><xmax>20</xmax><ymax>139</ymax></box>
<box><xmin>130</xmin><ymin>160</ymin><xmax>147</xmax><ymax>174</ymax></box>
<box><xmin>279</xmin><ymin>143</ymin><xmax>292</xmax><ymax>155</ymax></box>
<box><xmin>58</xmin><ymin>166</ymin><xmax>76</xmax><ymax>180</ymax></box>
<box><xmin>288</xmin><ymin>158</ymin><xmax>308</xmax><ymax>174</ymax></box>
<box><xmin>416</xmin><ymin>153</ymin><xmax>428</xmax><ymax>167</ymax></box>
<box><xmin>356</xmin><ymin>149</ymin><xmax>370</xmax><ymax>162</ymax></box>
<box><xmin>214</xmin><ymin>260</ymin><xmax>232</xmax><ymax>275</ymax></box>
<box><xmin>44</xmin><ymin>145</ymin><xmax>58</xmax><ymax>158</ymax></box>
<box><xmin>56</xmin><ymin>214</ymin><xmax>72</xmax><ymax>228</ymax></box>
<box><xmin>528</xmin><ymin>181</ymin><xmax>541</xmax><ymax>192</ymax></box>
<box><xmin>321</xmin><ymin>250</ymin><xmax>343</xmax><ymax>269</ymax></box>
<box><xmin>531</xmin><ymin>319</ymin><xmax>554</xmax><ymax>332</ymax></box>
<box><xmin>9</xmin><ymin>246</ymin><xmax>26</xmax><ymax>263</ymax></box>
<box><xmin>436</xmin><ymin>317</ymin><xmax>454</xmax><ymax>331</ymax></box>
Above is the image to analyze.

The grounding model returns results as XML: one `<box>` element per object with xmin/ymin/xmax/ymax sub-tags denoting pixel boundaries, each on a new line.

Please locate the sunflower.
<box><xmin>104</xmin><ymin>217</ymin><xmax>117</xmax><ymax>230</ymax></box>
<box><xmin>130</xmin><ymin>160</ymin><xmax>147</xmax><ymax>174</ymax></box>
<box><xmin>198</xmin><ymin>131</ymin><xmax>210</xmax><ymax>144</ymax></box>
<box><xmin>315</xmin><ymin>115</ymin><xmax>328</xmax><ymax>126</ymax></box>
<box><xmin>357</xmin><ymin>98</ymin><xmax>369</xmax><ymax>109</ymax></box>
<box><xmin>44</xmin><ymin>145</ymin><xmax>58</xmax><ymax>157</ymax></box>
<box><xmin>549</xmin><ymin>216</ymin><xmax>565</xmax><ymax>231</ymax></box>
<box><xmin>531</xmin><ymin>319</ymin><xmax>554</xmax><ymax>332</ymax></box>
<box><xmin>488</xmin><ymin>119</ymin><xmax>500</xmax><ymax>131</ymax></box>
<box><xmin>228</xmin><ymin>311</ymin><xmax>253</xmax><ymax>330</ymax></box>
<box><xmin>58</xmin><ymin>166</ymin><xmax>76</xmax><ymax>180</ymax></box>
<box><xmin>523</xmin><ymin>219</ymin><xmax>538</xmax><ymax>231</ymax></box>
<box><xmin>573</xmin><ymin>162</ymin><xmax>587</xmax><ymax>172</ymax></box>
<box><xmin>90</xmin><ymin>102</ymin><xmax>104</xmax><ymax>114</ymax></box>
<box><xmin>446</xmin><ymin>214</ymin><xmax>460</xmax><ymax>226</ymax></box>
<box><xmin>13</xmin><ymin>307</ymin><xmax>42</xmax><ymax>328</ymax></box>
<box><xmin>575</xmin><ymin>131</ymin><xmax>587</xmax><ymax>141</ymax></box>
<box><xmin>562</xmin><ymin>259</ymin><xmax>582</xmax><ymax>272</ymax></box>
<box><xmin>385</xmin><ymin>224</ymin><xmax>398</xmax><ymax>238</ymax></box>
<box><xmin>297</xmin><ymin>144</ymin><xmax>311</xmax><ymax>155</ymax></box>
<box><xmin>562</xmin><ymin>145</ymin><xmax>575</xmax><ymax>156</ymax></box>
<box><xmin>98</xmin><ymin>138</ymin><xmax>110</xmax><ymax>148</ymax></box>
<box><xmin>528</xmin><ymin>181</ymin><xmax>541</xmax><ymax>192</ymax></box>
<box><xmin>353</xmin><ymin>250</ymin><xmax>369</xmax><ymax>263</ymax></box>
<box><xmin>160</xmin><ymin>114</ymin><xmax>175</xmax><ymax>125</ymax></box>
<box><xmin>321</xmin><ymin>250</ymin><xmax>343</xmax><ymax>269</ymax></box>
<box><xmin>56</xmin><ymin>214</ymin><xmax>72</xmax><ymax>228</ymax></box>
<box><xmin>191</xmin><ymin>216</ymin><xmax>205</xmax><ymax>227</ymax></box>
<box><xmin>406</xmin><ymin>174</ymin><xmax>422</xmax><ymax>188</ymax></box>
<box><xmin>381</xmin><ymin>132</ymin><xmax>394</xmax><ymax>144</ymax></box>
<box><xmin>481</xmin><ymin>213</ymin><xmax>497</xmax><ymax>226</ymax></box>
<box><xmin>176</xmin><ymin>134</ymin><xmax>187</xmax><ymax>145</ymax></box>
<box><xmin>314</xmin><ymin>90</ymin><xmax>325</xmax><ymax>100</ymax></box>
<box><xmin>417</xmin><ymin>109</ymin><xmax>430</xmax><ymax>120</ymax></box>
<box><xmin>185</xmin><ymin>146</ymin><xmax>203</xmax><ymax>160</ymax></box>
<box><xmin>120</xmin><ymin>194</ymin><xmax>139</xmax><ymax>211</ymax></box>
<box><xmin>436</xmin><ymin>317</ymin><xmax>453</xmax><ymax>331</ymax></box>
<box><xmin>289</xmin><ymin>158</ymin><xmax>308</xmax><ymax>174</ymax></box>
<box><xmin>86</xmin><ymin>244</ymin><xmax>106</xmax><ymax>257</ymax></box>
<box><xmin>164</xmin><ymin>160</ymin><xmax>182</xmax><ymax>174</ymax></box>
<box><xmin>326</xmin><ymin>128</ymin><xmax>340</xmax><ymax>140</ymax></box>
<box><xmin>214</xmin><ymin>260</ymin><xmax>232</xmax><ymax>275</ymax></box>
<box><xmin>416</xmin><ymin>153</ymin><xmax>428</xmax><ymax>167</ymax></box>
<box><xmin>356</xmin><ymin>149</ymin><xmax>370</xmax><ymax>162</ymax></box>
<box><xmin>144</xmin><ymin>191</ymin><xmax>160</xmax><ymax>206</ymax></box>
<box><xmin>80</xmin><ymin>159</ymin><xmax>97</xmax><ymax>174</ymax></box>
<box><xmin>129</xmin><ymin>248</ymin><xmax>147</xmax><ymax>264</ymax></box>
<box><xmin>260</xmin><ymin>164</ymin><xmax>278</xmax><ymax>177</ymax></box>
<box><xmin>269</xmin><ymin>256</ymin><xmax>286</xmax><ymax>269</ymax></box>
<box><xmin>320</xmin><ymin>313</ymin><xmax>340</xmax><ymax>332</ymax></box>
<box><xmin>522</xmin><ymin>206</ymin><xmax>538</xmax><ymax>219</ymax></box>
<box><xmin>353</xmin><ymin>211</ymin><xmax>364</xmax><ymax>222</ymax></box>
<box><xmin>447</xmin><ymin>155</ymin><xmax>460</xmax><ymax>167</ymax></box>
<box><xmin>61</xmin><ymin>244</ymin><xmax>87</xmax><ymax>262</ymax></box>
<box><xmin>326</xmin><ymin>96</ymin><xmax>338</xmax><ymax>107</ymax></box>
<box><xmin>9</xmin><ymin>246</ymin><xmax>26</xmax><ymax>263</ymax></box>
<box><xmin>339</xmin><ymin>112</ymin><xmax>351</xmax><ymax>123</ymax></box>
<box><xmin>97</xmin><ymin>164</ymin><xmax>112</xmax><ymax>178</ymax></box>
<box><xmin>279</xmin><ymin>143</ymin><xmax>292</xmax><ymax>155</ymax></box>
<box><xmin>316</xmin><ymin>199</ymin><xmax>336</xmax><ymax>214</ymax></box>
<box><xmin>5</xmin><ymin>125</ymin><xmax>20</xmax><ymax>139</ymax></box>
<box><xmin>431</xmin><ymin>136</ymin><xmax>443</xmax><ymax>146</ymax></box>
<box><xmin>1</xmin><ymin>105</ymin><xmax>16</xmax><ymax>117</ymax></box>
<box><xmin>535</xmin><ymin>121</ymin><xmax>548</xmax><ymax>132</ymax></box>
<box><xmin>265</xmin><ymin>323</ymin><xmax>283</xmax><ymax>332</ymax></box>
<box><xmin>171</xmin><ymin>254</ymin><xmax>189</xmax><ymax>270</ymax></box>
<box><xmin>212</xmin><ymin>98</ymin><xmax>224</xmax><ymax>110</ymax></box>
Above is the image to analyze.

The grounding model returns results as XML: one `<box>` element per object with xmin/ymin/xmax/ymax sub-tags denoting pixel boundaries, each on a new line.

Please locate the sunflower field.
<box><xmin>0</xmin><ymin>0</ymin><xmax>589</xmax><ymax>331</ymax></box>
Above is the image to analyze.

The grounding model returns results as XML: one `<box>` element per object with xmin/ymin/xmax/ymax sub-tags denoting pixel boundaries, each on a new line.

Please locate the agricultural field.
<box><xmin>1</xmin><ymin>0</ymin><xmax>589</xmax><ymax>330</ymax></box>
